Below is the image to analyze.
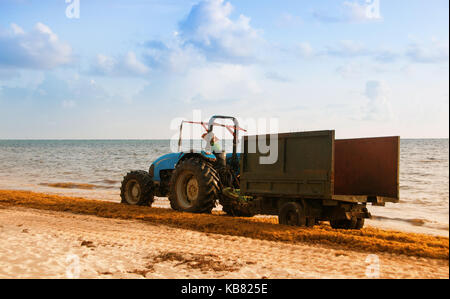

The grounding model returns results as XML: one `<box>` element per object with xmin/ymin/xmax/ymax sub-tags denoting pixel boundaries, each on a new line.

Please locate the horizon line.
<box><xmin>0</xmin><ymin>137</ymin><xmax>449</xmax><ymax>141</ymax></box>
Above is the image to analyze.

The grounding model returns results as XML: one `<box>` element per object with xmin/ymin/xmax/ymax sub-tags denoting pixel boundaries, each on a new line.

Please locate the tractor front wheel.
<box><xmin>120</xmin><ymin>170</ymin><xmax>154</xmax><ymax>206</ymax></box>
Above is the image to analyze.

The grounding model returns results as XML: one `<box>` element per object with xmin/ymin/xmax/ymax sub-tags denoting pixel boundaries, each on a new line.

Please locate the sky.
<box><xmin>0</xmin><ymin>0</ymin><xmax>448</xmax><ymax>139</ymax></box>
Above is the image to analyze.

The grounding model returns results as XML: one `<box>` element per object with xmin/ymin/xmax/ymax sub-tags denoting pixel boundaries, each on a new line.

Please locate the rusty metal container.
<box><xmin>240</xmin><ymin>130</ymin><xmax>399</xmax><ymax>205</ymax></box>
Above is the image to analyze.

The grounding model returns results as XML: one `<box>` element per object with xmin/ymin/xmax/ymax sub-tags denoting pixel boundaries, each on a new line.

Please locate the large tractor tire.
<box><xmin>169</xmin><ymin>157</ymin><xmax>219</xmax><ymax>213</ymax></box>
<box><xmin>120</xmin><ymin>170</ymin><xmax>154</xmax><ymax>206</ymax></box>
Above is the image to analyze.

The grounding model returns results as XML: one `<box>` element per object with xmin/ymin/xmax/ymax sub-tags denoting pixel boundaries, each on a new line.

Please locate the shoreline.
<box><xmin>0</xmin><ymin>180</ymin><xmax>448</xmax><ymax>237</ymax></box>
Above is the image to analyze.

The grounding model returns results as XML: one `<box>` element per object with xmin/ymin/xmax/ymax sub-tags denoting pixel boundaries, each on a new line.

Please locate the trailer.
<box><xmin>239</xmin><ymin>130</ymin><xmax>399</xmax><ymax>229</ymax></box>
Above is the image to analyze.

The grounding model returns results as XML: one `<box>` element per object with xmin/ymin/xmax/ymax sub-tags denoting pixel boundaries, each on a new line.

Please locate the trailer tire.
<box><xmin>120</xmin><ymin>170</ymin><xmax>154</xmax><ymax>206</ymax></box>
<box><xmin>355</xmin><ymin>217</ymin><xmax>365</xmax><ymax>229</ymax></box>
<box><xmin>330</xmin><ymin>217</ymin><xmax>362</xmax><ymax>230</ymax></box>
<box><xmin>279</xmin><ymin>202</ymin><xmax>307</xmax><ymax>226</ymax></box>
<box><xmin>305</xmin><ymin>216</ymin><xmax>316</xmax><ymax>227</ymax></box>
<box><xmin>169</xmin><ymin>157</ymin><xmax>219</xmax><ymax>213</ymax></box>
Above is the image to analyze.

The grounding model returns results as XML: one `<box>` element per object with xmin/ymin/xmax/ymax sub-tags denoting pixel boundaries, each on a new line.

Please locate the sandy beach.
<box><xmin>0</xmin><ymin>205</ymin><xmax>448</xmax><ymax>279</ymax></box>
<box><xmin>0</xmin><ymin>190</ymin><xmax>448</xmax><ymax>279</ymax></box>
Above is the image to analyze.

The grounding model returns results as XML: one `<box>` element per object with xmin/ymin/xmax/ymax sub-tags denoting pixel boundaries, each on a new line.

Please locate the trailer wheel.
<box><xmin>305</xmin><ymin>216</ymin><xmax>316</xmax><ymax>227</ymax></box>
<box><xmin>330</xmin><ymin>217</ymin><xmax>364</xmax><ymax>230</ymax></box>
<box><xmin>169</xmin><ymin>157</ymin><xmax>219</xmax><ymax>213</ymax></box>
<box><xmin>355</xmin><ymin>217</ymin><xmax>365</xmax><ymax>229</ymax></box>
<box><xmin>120</xmin><ymin>170</ymin><xmax>154</xmax><ymax>206</ymax></box>
<box><xmin>279</xmin><ymin>202</ymin><xmax>307</xmax><ymax>226</ymax></box>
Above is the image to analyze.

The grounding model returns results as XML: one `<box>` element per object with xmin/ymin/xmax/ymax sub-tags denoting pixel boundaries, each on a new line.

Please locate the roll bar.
<box><xmin>177</xmin><ymin>115</ymin><xmax>246</xmax><ymax>161</ymax></box>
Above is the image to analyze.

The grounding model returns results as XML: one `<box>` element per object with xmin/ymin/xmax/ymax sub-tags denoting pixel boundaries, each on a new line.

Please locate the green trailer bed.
<box><xmin>240</xmin><ymin>130</ymin><xmax>399</xmax><ymax>206</ymax></box>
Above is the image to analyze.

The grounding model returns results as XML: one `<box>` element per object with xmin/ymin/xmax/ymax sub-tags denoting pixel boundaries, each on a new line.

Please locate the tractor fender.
<box><xmin>177</xmin><ymin>151</ymin><xmax>217</xmax><ymax>165</ymax></box>
<box><xmin>150</xmin><ymin>151</ymin><xmax>217</xmax><ymax>182</ymax></box>
<box><xmin>150</xmin><ymin>152</ymin><xmax>182</xmax><ymax>182</ymax></box>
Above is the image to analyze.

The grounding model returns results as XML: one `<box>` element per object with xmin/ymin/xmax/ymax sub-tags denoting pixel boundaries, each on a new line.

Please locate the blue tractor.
<box><xmin>120</xmin><ymin>115</ymin><xmax>247</xmax><ymax>215</ymax></box>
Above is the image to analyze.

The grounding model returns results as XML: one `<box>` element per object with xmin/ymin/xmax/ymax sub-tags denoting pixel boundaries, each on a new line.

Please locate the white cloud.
<box><xmin>178</xmin><ymin>0</ymin><xmax>262</xmax><ymax>63</ymax></box>
<box><xmin>123</xmin><ymin>52</ymin><xmax>149</xmax><ymax>74</ymax></box>
<box><xmin>373</xmin><ymin>49</ymin><xmax>399</xmax><ymax>63</ymax></box>
<box><xmin>313</xmin><ymin>1</ymin><xmax>382</xmax><ymax>23</ymax></box>
<box><xmin>141</xmin><ymin>0</ymin><xmax>267</xmax><ymax>72</ymax></box>
<box><xmin>166</xmin><ymin>46</ymin><xmax>206</xmax><ymax>73</ymax></box>
<box><xmin>343</xmin><ymin>1</ymin><xmax>382</xmax><ymax>22</ymax></box>
<box><xmin>406</xmin><ymin>40</ymin><xmax>449</xmax><ymax>64</ymax></box>
<box><xmin>336</xmin><ymin>62</ymin><xmax>364</xmax><ymax>77</ymax></box>
<box><xmin>143</xmin><ymin>42</ymin><xmax>206</xmax><ymax>74</ymax></box>
<box><xmin>302</xmin><ymin>40</ymin><xmax>401</xmax><ymax>63</ymax></box>
<box><xmin>91</xmin><ymin>51</ymin><xmax>149</xmax><ymax>76</ymax></box>
<box><xmin>94</xmin><ymin>54</ymin><xmax>115</xmax><ymax>74</ymax></box>
<box><xmin>0</xmin><ymin>23</ymin><xmax>73</xmax><ymax>69</ymax></box>
<box><xmin>10</xmin><ymin>23</ymin><xmax>24</xmax><ymax>35</ymax></box>
<box><xmin>175</xmin><ymin>64</ymin><xmax>262</xmax><ymax>102</ymax></box>
<box><xmin>323</xmin><ymin>40</ymin><xmax>367</xmax><ymax>57</ymax></box>
<box><xmin>363</xmin><ymin>80</ymin><xmax>393</xmax><ymax>121</ymax></box>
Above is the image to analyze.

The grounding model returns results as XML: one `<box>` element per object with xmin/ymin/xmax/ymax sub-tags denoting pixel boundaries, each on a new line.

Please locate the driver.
<box><xmin>202</xmin><ymin>132</ymin><xmax>222</xmax><ymax>153</ymax></box>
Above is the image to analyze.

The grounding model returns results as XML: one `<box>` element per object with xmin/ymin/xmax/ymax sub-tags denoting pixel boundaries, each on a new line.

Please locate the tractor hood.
<box><xmin>152</xmin><ymin>152</ymin><xmax>181</xmax><ymax>170</ymax></box>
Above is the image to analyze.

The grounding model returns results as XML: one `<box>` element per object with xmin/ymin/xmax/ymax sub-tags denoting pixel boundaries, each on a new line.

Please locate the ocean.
<box><xmin>0</xmin><ymin>139</ymin><xmax>448</xmax><ymax>236</ymax></box>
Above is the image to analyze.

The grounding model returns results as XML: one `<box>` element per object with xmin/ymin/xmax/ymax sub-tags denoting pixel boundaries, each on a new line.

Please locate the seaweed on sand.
<box><xmin>0</xmin><ymin>190</ymin><xmax>448</xmax><ymax>260</ymax></box>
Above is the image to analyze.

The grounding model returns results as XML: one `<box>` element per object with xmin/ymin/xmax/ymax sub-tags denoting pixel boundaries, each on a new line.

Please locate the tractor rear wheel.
<box><xmin>120</xmin><ymin>170</ymin><xmax>154</xmax><ymax>206</ymax></box>
<box><xmin>169</xmin><ymin>157</ymin><xmax>219</xmax><ymax>213</ymax></box>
